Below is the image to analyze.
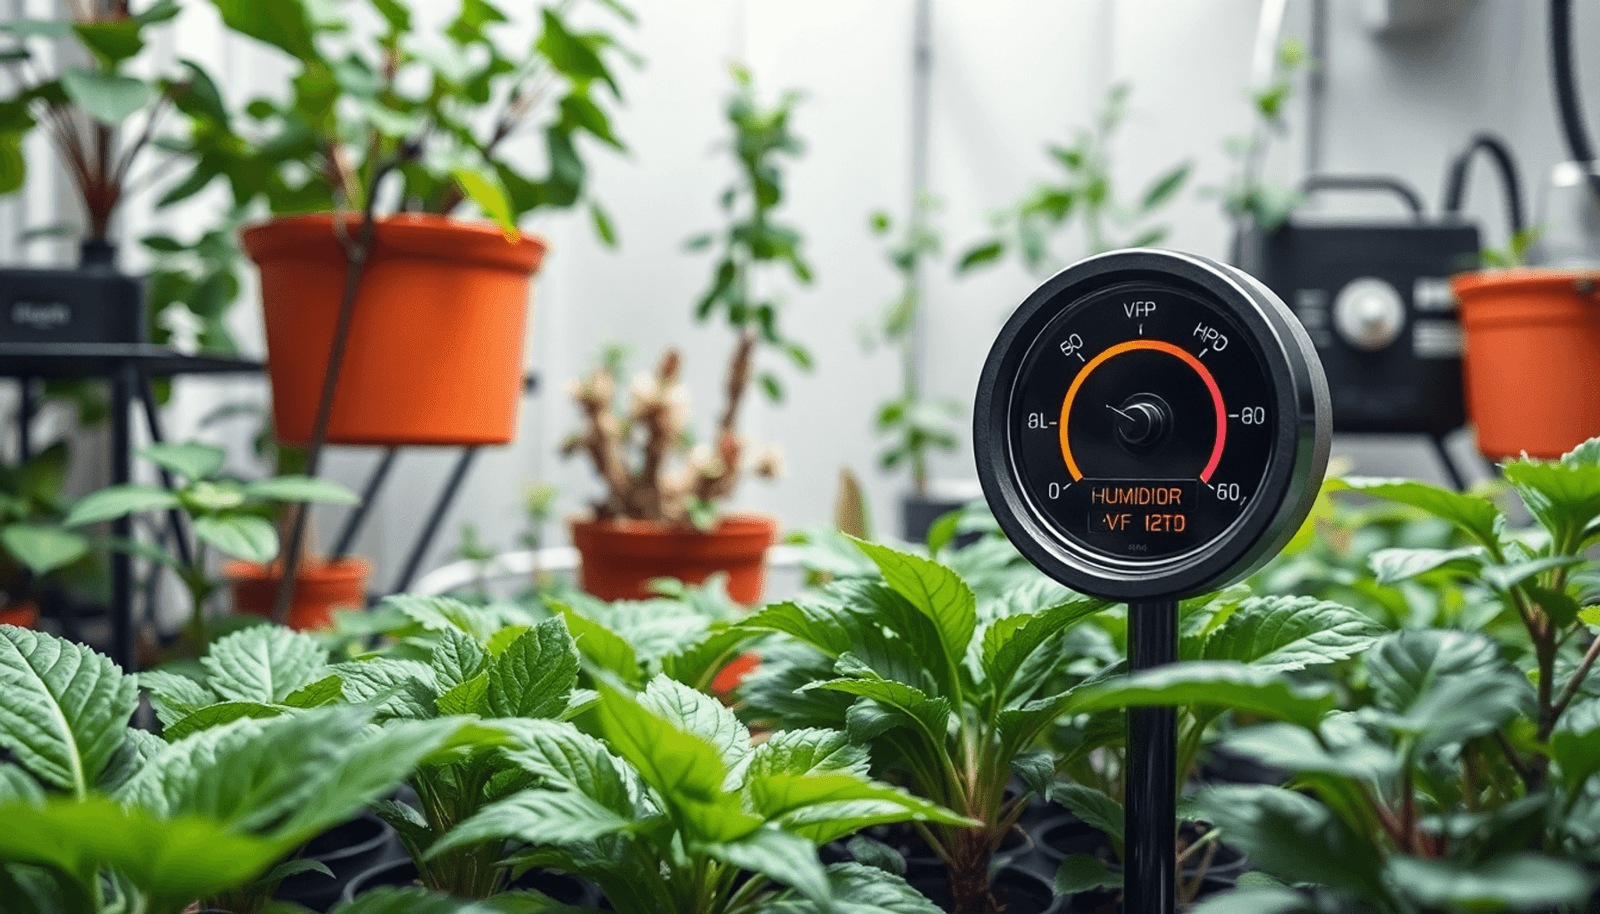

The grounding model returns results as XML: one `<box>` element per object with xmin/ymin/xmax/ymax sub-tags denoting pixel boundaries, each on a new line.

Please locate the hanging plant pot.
<box><xmin>0</xmin><ymin>601</ymin><xmax>39</xmax><ymax>629</ymax></box>
<box><xmin>570</xmin><ymin>514</ymin><xmax>777</xmax><ymax>604</ymax></box>
<box><xmin>241</xmin><ymin>214</ymin><xmax>547</xmax><ymax>447</ymax></box>
<box><xmin>1453</xmin><ymin>269</ymin><xmax>1600</xmax><ymax>459</ymax></box>
<box><xmin>226</xmin><ymin>557</ymin><xmax>371</xmax><ymax>631</ymax></box>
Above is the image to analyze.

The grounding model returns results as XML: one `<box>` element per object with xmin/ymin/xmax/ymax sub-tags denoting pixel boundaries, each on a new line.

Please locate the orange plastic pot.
<box><xmin>1453</xmin><ymin>269</ymin><xmax>1600</xmax><ymax>459</ymax></box>
<box><xmin>570</xmin><ymin>514</ymin><xmax>777</xmax><ymax>604</ymax></box>
<box><xmin>0</xmin><ymin>602</ymin><xmax>38</xmax><ymax>629</ymax></box>
<box><xmin>242</xmin><ymin>214</ymin><xmax>548</xmax><ymax>446</ymax></box>
<box><xmin>227</xmin><ymin>558</ymin><xmax>371</xmax><ymax>631</ymax></box>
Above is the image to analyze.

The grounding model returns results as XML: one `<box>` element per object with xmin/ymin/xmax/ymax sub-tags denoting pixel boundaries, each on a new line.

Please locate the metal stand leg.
<box><xmin>1430</xmin><ymin>433</ymin><xmax>1468</xmax><ymax>491</ymax></box>
<box><xmin>109</xmin><ymin>364</ymin><xmax>136</xmax><ymax>672</ymax></box>
<box><xmin>332</xmin><ymin>447</ymin><xmax>400</xmax><ymax>559</ymax></box>
<box><xmin>135</xmin><ymin>372</ymin><xmax>194</xmax><ymax>569</ymax></box>
<box><xmin>17</xmin><ymin>377</ymin><xmax>33</xmax><ymax>459</ymax></box>
<box><xmin>391</xmin><ymin>448</ymin><xmax>479</xmax><ymax>594</ymax></box>
<box><xmin>1126</xmin><ymin>599</ymin><xmax>1178</xmax><ymax>914</ymax></box>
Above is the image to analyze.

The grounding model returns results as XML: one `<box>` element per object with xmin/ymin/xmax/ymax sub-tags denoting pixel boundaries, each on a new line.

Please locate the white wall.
<box><xmin>5</xmin><ymin>0</ymin><xmax>1598</xmax><ymax>609</ymax></box>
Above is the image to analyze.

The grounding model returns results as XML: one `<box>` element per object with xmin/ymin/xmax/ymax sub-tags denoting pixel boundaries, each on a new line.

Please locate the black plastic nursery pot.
<box><xmin>274</xmin><ymin>811</ymin><xmax>398</xmax><ymax>912</ymax></box>
<box><xmin>340</xmin><ymin>857</ymin><xmax>601</xmax><ymax>906</ymax></box>
<box><xmin>901</xmin><ymin>493</ymin><xmax>983</xmax><ymax>549</ymax></box>
<box><xmin>905</xmin><ymin>865</ymin><xmax>1065</xmax><ymax>914</ymax></box>
<box><xmin>0</xmin><ymin>247</ymin><xmax>144</xmax><ymax>345</ymax></box>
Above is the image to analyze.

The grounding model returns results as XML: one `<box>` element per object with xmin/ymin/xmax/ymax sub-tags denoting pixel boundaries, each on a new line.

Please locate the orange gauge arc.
<box><xmin>1058</xmin><ymin>339</ymin><xmax>1227</xmax><ymax>482</ymax></box>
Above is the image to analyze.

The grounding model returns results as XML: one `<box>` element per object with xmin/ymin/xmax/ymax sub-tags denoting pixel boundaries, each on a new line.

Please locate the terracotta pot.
<box><xmin>0</xmin><ymin>602</ymin><xmax>39</xmax><ymax>628</ymax></box>
<box><xmin>241</xmin><ymin>213</ymin><xmax>547</xmax><ymax>446</ymax></box>
<box><xmin>570</xmin><ymin>514</ymin><xmax>777</xmax><ymax>604</ymax></box>
<box><xmin>227</xmin><ymin>558</ymin><xmax>371</xmax><ymax>631</ymax></box>
<box><xmin>1453</xmin><ymin>269</ymin><xmax>1600</xmax><ymax>459</ymax></box>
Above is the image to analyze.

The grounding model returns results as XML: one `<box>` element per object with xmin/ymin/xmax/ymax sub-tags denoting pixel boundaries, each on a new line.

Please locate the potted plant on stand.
<box><xmin>863</xmin><ymin>195</ymin><xmax>966</xmax><ymax>544</ymax></box>
<box><xmin>563</xmin><ymin>62</ymin><xmax>811</xmax><ymax>604</ymax></box>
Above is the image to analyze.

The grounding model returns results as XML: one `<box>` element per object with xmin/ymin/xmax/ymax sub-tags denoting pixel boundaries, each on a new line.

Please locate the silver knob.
<box><xmin>1333</xmin><ymin>277</ymin><xmax>1405</xmax><ymax>351</ymax></box>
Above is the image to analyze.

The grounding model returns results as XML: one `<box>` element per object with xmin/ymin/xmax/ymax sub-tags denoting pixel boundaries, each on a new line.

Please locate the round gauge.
<box><xmin>975</xmin><ymin>249</ymin><xmax>1331</xmax><ymax>600</ymax></box>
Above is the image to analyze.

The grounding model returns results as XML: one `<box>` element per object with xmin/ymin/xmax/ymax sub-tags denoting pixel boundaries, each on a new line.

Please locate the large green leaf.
<box><xmin>0</xmin><ymin>628</ymin><xmax>137</xmax><ymax>796</ymax></box>
<box><xmin>330</xmin><ymin>659</ymin><xmax>439</xmax><ymax>720</ymax></box>
<box><xmin>453</xmin><ymin>167</ymin><xmax>517</xmax><ymax>237</ymax></box>
<box><xmin>736</xmin><ymin>599</ymin><xmax>864</xmax><ymax>658</ymax></box>
<box><xmin>1340</xmin><ymin>477</ymin><xmax>1501</xmax><ymax>546</ymax></box>
<box><xmin>765</xmin><ymin>861</ymin><xmax>943</xmax><ymax>914</ymax></box>
<box><xmin>382</xmin><ymin>594</ymin><xmax>499</xmax><ymax>642</ymax></box>
<box><xmin>1200</xmin><ymin>596</ymin><xmax>1385</xmax><ymax>672</ymax></box>
<box><xmin>193</xmin><ymin>513</ymin><xmax>279</xmax><ymax>563</ymax></box>
<box><xmin>242</xmin><ymin>474</ymin><xmax>359</xmax><ymax>505</ymax></box>
<box><xmin>201</xmin><ymin>625</ymin><xmax>327</xmax><ymax>703</ymax></box>
<box><xmin>208</xmin><ymin>0</ymin><xmax>319</xmax><ymax>60</ymax></box>
<box><xmin>1197</xmin><ymin>785</ymin><xmax>1389</xmax><ymax>900</ymax></box>
<box><xmin>1067</xmin><ymin>661</ymin><xmax>1336</xmax><ymax>730</ymax></box>
<box><xmin>1551</xmin><ymin>699</ymin><xmax>1600</xmax><ymax>794</ymax></box>
<box><xmin>852</xmin><ymin>539</ymin><xmax>977</xmax><ymax>666</ymax></box>
<box><xmin>1503</xmin><ymin>456</ymin><xmax>1600</xmax><ymax>547</ymax></box>
<box><xmin>704</xmin><ymin>825</ymin><xmax>830</xmax><ymax>903</ymax></box>
<box><xmin>1368</xmin><ymin>546</ymin><xmax>1486</xmax><ymax>585</ymax></box>
<box><xmin>744</xmin><ymin>728</ymin><xmax>868</xmax><ymax>780</ymax></box>
<box><xmin>746</xmin><ymin>772</ymin><xmax>970</xmax><ymax>828</ymax></box>
<box><xmin>0</xmin><ymin>524</ymin><xmax>88</xmax><ymax>576</ymax></box>
<box><xmin>496</xmin><ymin>718</ymin><xmax>641</xmax><ymax>818</ymax></box>
<box><xmin>429</xmin><ymin>627</ymin><xmax>488</xmax><ymax>691</ymax></box>
<box><xmin>140</xmin><ymin>442</ymin><xmax>225</xmax><ymax>482</ymax></box>
<box><xmin>73</xmin><ymin>20</ymin><xmax>143</xmax><ymax>69</ymax></box>
<box><xmin>64</xmin><ymin>484</ymin><xmax>179</xmax><ymax>527</ymax></box>
<box><xmin>1363</xmin><ymin>630</ymin><xmax>1521</xmax><ymax>745</ymax></box>
<box><xmin>1222</xmin><ymin>719</ymin><xmax>1398</xmax><ymax>781</ymax></box>
<box><xmin>1388</xmin><ymin>853</ymin><xmax>1593</xmax><ymax>912</ymax></box>
<box><xmin>637</xmin><ymin>676</ymin><xmax>750</xmax><ymax>773</ymax></box>
<box><xmin>484</xmin><ymin>616</ymin><xmax>578</xmax><ymax>719</ymax></box>
<box><xmin>59</xmin><ymin>68</ymin><xmax>154</xmax><ymax>126</ymax></box>
<box><xmin>0</xmin><ymin>797</ymin><xmax>286</xmax><ymax>902</ymax></box>
<box><xmin>1052</xmin><ymin>782</ymin><xmax>1125</xmax><ymax>844</ymax></box>
<box><xmin>136</xmin><ymin>670</ymin><xmax>215</xmax><ymax>730</ymax></box>
<box><xmin>162</xmin><ymin>700</ymin><xmax>286</xmax><ymax>741</ymax></box>
<box><xmin>1055</xmin><ymin>854</ymin><xmax>1122</xmax><ymax>894</ymax></box>
<box><xmin>426</xmin><ymin>788</ymin><xmax>636</xmax><ymax>859</ymax></box>
<box><xmin>554</xmin><ymin>601</ymin><xmax>640</xmax><ymax>686</ymax></box>
<box><xmin>980</xmin><ymin>597</ymin><xmax>1103</xmax><ymax>701</ymax></box>
<box><xmin>805</xmin><ymin>678</ymin><xmax>952</xmax><ymax>744</ymax></box>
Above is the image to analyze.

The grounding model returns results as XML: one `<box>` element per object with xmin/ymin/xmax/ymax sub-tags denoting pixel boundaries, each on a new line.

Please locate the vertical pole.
<box><xmin>18</xmin><ymin>377</ymin><xmax>34</xmax><ymax>460</ymax></box>
<box><xmin>109</xmin><ymin>363</ymin><xmax>135</xmax><ymax>672</ymax></box>
<box><xmin>1125</xmin><ymin>599</ymin><xmax>1178</xmax><ymax>914</ymax></box>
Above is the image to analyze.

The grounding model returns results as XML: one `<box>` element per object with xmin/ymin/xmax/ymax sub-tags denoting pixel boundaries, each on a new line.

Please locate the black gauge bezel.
<box><xmin>974</xmin><ymin>249</ymin><xmax>1331</xmax><ymax>601</ymax></box>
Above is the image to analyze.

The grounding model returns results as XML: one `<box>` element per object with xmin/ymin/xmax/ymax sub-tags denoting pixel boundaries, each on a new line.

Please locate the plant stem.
<box><xmin>1544</xmin><ymin>631</ymin><xmax>1600</xmax><ymax>740</ymax></box>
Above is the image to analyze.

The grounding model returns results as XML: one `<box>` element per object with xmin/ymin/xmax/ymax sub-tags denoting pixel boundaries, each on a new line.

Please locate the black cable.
<box><xmin>1442</xmin><ymin>132</ymin><xmax>1526</xmax><ymax>236</ymax></box>
<box><xmin>1300</xmin><ymin>174</ymin><xmax>1427</xmax><ymax>218</ymax></box>
<box><xmin>1551</xmin><ymin>0</ymin><xmax>1600</xmax><ymax>201</ymax></box>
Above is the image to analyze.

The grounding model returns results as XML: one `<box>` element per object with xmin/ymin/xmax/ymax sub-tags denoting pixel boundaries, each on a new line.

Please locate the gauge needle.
<box><xmin>1106</xmin><ymin>404</ymin><xmax>1136</xmax><ymax>421</ymax></box>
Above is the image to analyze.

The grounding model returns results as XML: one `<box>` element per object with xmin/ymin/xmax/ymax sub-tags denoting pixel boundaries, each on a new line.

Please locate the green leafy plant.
<box><xmin>956</xmin><ymin>83</ymin><xmax>1191</xmax><ymax>274</ymax></box>
<box><xmin>140</xmin><ymin>212</ymin><xmax>251</xmax><ymax>355</ymax></box>
<box><xmin>1213</xmin><ymin>36</ymin><xmax>1311</xmax><ymax>232</ymax></box>
<box><xmin>1479</xmin><ymin>226</ymin><xmax>1546</xmax><ymax>269</ymax></box>
<box><xmin>0</xmin><ymin>625</ymin><xmax>472</xmax><ymax>914</ymax></box>
<box><xmin>63</xmin><ymin>441</ymin><xmax>356</xmax><ymax>647</ymax></box>
<box><xmin>735</xmin><ymin>539</ymin><xmax>1105</xmax><ymax>914</ymax></box>
<box><xmin>0</xmin><ymin>0</ymin><xmax>202</xmax><ymax>242</ymax></box>
<box><xmin>426</xmin><ymin>674</ymin><xmax>970</xmax><ymax>914</ymax></box>
<box><xmin>865</xmin><ymin>195</ymin><xmax>962</xmax><ymax>497</ymax></box>
<box><xmin>566</xmin><ymin>63</ymin><xmax>808</xmax><ymax>529</ymax></box>
<box><xmin>0</xmin><ymin>444</ymin><xmax>93</xmax><ymax>609</ymax></box>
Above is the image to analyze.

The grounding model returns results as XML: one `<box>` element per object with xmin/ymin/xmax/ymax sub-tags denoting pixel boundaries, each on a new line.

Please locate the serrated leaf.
<box><xmin>0</xmin><ymin>628</ymin><xmax>137</xmax><ymax>796</ymax></box>
<box><xmin>1340</xmin><ymin>478</ymin><xmax>1501</xmax><ymax>546</ymax></box>
<box><xmin>429</xmin><ymin>628</ymin><xmax>488</xmax><ymax>690</ymax></box>
<box><xmin>1067</xmin><ymin>661</ymin><xmax>1337</xmax><ymax>730</ymax></box>
<box><xmin>708</xmin><ymin>825</ymin><xmax>832</xmax><ymax>902</ymax></box>
<box><xmin>1365</xmin><ymin>629</ymin><xmax>1507</xmax><ymax>714</ymax></box>
<box><xmin>496</xmin><ymin>718</ymin><xmax>641</xmax><ymax>817</ymax></box>
<box><xmin>1200</xmin><ymin>596</ymin><xmax>1385</xmax><ymax>672</ymax></box>
<box><xmin>851</xmin><ymin>538</ymin><xmax>976</xmax><ymax>671</ymax></box>
<box><xmin>745</xmin><ymin>728</ymin><xmax>869</xmax><ymax>780</ymax></box>
<box><xmin>982</xmin><ymin>597</ymin><xmax>1103</xmax><ymax>700</ymax></box>
<box><xmin>283</xmin><ymin>674</ymin><xmax>342</xmax><ymax>708</ymax></box>
<box><xmin>736</xmin><ymin>599</ymin><xmax>863</xmax><ymax>658</ymax></box>
<box><xmin>435</xmin><ymin>672</ymin><xmax>488</xmax><ymax>717</ymax></box>
<box><xmin>163</xmin><ymin>701</ymin><xmax>286</xmax><ymax>741</ymax></box>
<box><xmin>805</xmin><ymin>678</ymin><xmax>951</xmax><ymax>744</ymax></box>
<box><xmin>96</xmin><ymin>728</ymin><xmax>164</xmax><ymax>794</ymax></box>
<box><xmin>201</xmin><ymin>626</ymin><xmax>326</xmax><ymax>703</ymax></box>
<box><xmin>768</xmin><ymin>861</ymin><xmax>943</xmax><ymax>914</ymax></box>
<box><xmin>137</xmin><ymin>670</ymin><xmax>214</xmax><ymax>730</ymax></box>
<box><xmin>64</xmin><ymin>484</ymin><xmax>179</xmax><ymax>527</ymax></box>
<box><xmin>331</xmin><ymin>659</ymin><xmax>438</xmax><ymax>720</ymax></box>
<box><xmin>1504</xmin><ymin>456</ymin><xmax>1600</xmax><ymax>547</ymax></box>
<box><xmin>1052</xmin><ymin>783</ymin><xmax>1124</xmax><ymax>843</ymax></box>
<box><xmin>638</xmin><ymin>676</ymin><xmax>750</xmax><ymax>774</ymax></box>
<box><xmin>1388</xmin><ymin>853</ymin><xmax>1593</xmax><ymax>911</ymax></box>
<box><xmin>427</xmin><ymin>788</ymin><xmax>636</xmax><ymax>860</ymax></box>
<box><xmin>485</xmin><ymin>617</ymin><xmax>578</xmax><ymax>720</ymax></box>
<box><xmin>1368</xmin><ymin>546</ymin><xmax>1486</xmax><ymax>585</ymax></box>
<box><xmin>1055</xmin><ymin>854</ymin><xmax>1122</xmax><ymax>893</ymax></box>
<box><xmin>382</xmin><ymin>594</ymin><xmax>498</xmax><ymax>642</ymax></box>
<box><xmin>553</xmin><ymin>601</ymin><xmax>640</xmax><ymax>686</ymax></box>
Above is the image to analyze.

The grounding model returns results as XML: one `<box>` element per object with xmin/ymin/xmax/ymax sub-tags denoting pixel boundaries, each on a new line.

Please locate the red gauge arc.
<box><xmin>1058</xmin><ymin>339</ymin><xmax>1227</xmax><ymax>482</ymax></box>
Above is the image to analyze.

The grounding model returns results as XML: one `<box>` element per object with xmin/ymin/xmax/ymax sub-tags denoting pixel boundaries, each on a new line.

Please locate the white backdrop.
<box><xmin>2</xmin><ymin>0</ymin><xmax>1595</xmax><ymax>609</ymax></box>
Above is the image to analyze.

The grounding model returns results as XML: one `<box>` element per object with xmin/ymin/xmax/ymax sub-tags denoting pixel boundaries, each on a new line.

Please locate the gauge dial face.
<box><xmin>1009</xmin><ymin>282</ymin><xmax>1276</xmax><ymax>564</ymax></box>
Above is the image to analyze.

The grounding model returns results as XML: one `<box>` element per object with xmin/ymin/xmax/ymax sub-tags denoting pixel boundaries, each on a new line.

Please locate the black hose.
<box><xmin>1551</xmin><ymin>0</ymin><xmax>1600</xmax><ymax>201</ymax></box>
<box><xmin>1299</xmin><ymin>174</ymin><xmax>1427</xmax><ymax>218</ymax></box>
<box><xmin>1442</xmin><ymin>132</ymin><xmax>1526</xmax><ymax>236</ymax></box>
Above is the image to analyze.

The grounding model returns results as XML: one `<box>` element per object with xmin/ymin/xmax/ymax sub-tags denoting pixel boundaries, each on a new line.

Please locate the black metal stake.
<box><xmin>391</xmin><ymin>447</ymin><xmax>479</xmax><ymax>595</ymax></box>
<box><xmin>109</xmin><ymin>364</ymin><xmax>135</xmax><ymax>672</ymax></box>
<box><xmin>331</xmin><ymin>446</ymin><xmax>400</xmax><ymax>560</ymax></box>
<box><xmin>1126</xmin><ymin>599</ymin><xmax>1178</xmax><ymax>914</ymax></box>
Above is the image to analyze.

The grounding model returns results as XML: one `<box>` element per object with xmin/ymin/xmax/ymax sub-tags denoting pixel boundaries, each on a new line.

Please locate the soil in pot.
<box><xmin>340</xmin><ymin>858</ymin><xmax>600</xmax><ymax>906</ymax></box>
<box><xmin>243</xmin><ymin>213</ymin><xmax>547</xmax><ymax>447</ymax></box>
<box><xmin>570</xmin><ymin>514</ymin><xmax>776</xmax><ymax>604</ymax></box>
<box><xmin>228</xmin><ymin>557</ymin><xmax>371</xmax><ymax>630</ymax></box>
<box><xmin>907</xmin><ymin>864</ymin><xmax>1065</xmax><ymax>914</ymax></box>
<box><xmin>275</xmin><ymin>811</ymin><xmax>398</xmax><ymax>912</ymax></box>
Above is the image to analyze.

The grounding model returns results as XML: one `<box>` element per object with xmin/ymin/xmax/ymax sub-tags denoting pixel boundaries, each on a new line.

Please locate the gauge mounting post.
<box><xmin>974</xmin><ymin>249</ymin><xmax>1331</xmax><ymax>914</ymax></box>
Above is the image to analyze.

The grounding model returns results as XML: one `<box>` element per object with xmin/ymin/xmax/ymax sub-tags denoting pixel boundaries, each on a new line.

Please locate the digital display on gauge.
<box><xmin>1009</xmin><ymin>284</ymin><xmax>1275</xmax><ymax>561</ymax></box>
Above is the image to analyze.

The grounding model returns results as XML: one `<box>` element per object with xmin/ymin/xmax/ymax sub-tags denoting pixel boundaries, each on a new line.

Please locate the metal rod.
<box><xmin>109</xmin><ymin>363</ymin><xmax>135</xmax><ymax>672</ymax></box>
<box><xmin>17</xmin><ymin>377</ymin><xmax>34</xmax><ymax>459</ymax></box>
<box><xmin>332</xmin><ymin>446</ymin><xmax>400</xmax><ymax>559</ymax></box>
<box><xmin>135</xmin><ymin>370</ymin><xmax>194</xmax><ymax>569</ymax></box>
<box><xmin>1126</xmin><ymin>599</ymin><xmax>1178</xmax><ymax>914</ymax></box>
<box><xmin>391</xmin><ymin>447</ymin><xmax>479</xmax><ymax>594</ymax></box>
<box><xmin>1430</xmin><ymin>433</ymin><xmax>1468</xmax><ymax>492</ymax></box>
